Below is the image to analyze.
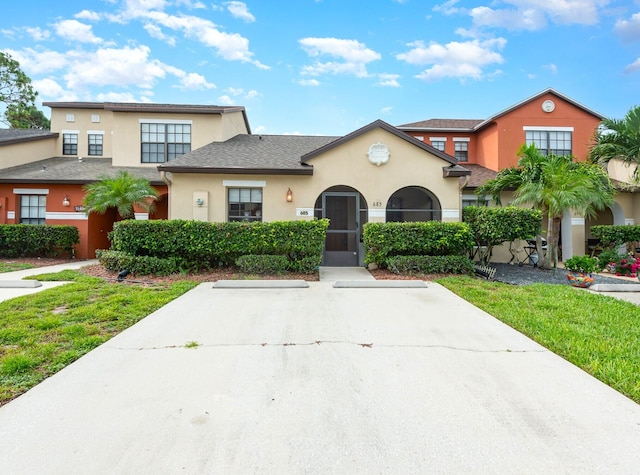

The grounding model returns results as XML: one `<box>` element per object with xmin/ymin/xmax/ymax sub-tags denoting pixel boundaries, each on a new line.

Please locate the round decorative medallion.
<box><xmin>542</xmin><ymin>99</ymin><xmax>555</xmax><ymax>113</ymax></box>
<box><xmin>367</xmin><ymin>142</ymin><xmax>390</xmax><ymax>166</ymax></box>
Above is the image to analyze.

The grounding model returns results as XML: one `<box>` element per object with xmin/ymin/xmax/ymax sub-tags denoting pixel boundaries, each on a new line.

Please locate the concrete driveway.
<box><xmin>1</xmin><ymin>277</ymin><xmax>640</xmax><ymax>473</ymax></box>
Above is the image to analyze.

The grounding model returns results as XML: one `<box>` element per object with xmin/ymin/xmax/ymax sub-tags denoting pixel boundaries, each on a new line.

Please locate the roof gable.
<box><xmin>301</xmin><ymin>119</ymin><xmax>460</xmax><ymax>166</ymax></box>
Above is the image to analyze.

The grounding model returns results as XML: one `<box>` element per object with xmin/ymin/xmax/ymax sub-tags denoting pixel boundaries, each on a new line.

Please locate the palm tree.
<box><xmin>478</xmin><ymin>144</ymin><xmax>615</xmax><ymax>269</ymax></box>
<box><xmin>83</xmin><ymin>171</ymin><xmax>158</xmax><ymax>219</ymax></box>
<box><xmin>588</xmin><ymin>105</ymin><xmax>640</xmax><ymax>179</ymax></box>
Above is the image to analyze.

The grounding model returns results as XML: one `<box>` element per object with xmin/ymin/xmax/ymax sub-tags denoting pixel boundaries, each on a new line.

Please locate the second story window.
<box><xmin>454</xmin><ymin>141</ymin><xmax>469</xmax><ymax>161</ymax></box>
<box><xmin>429</xmin><ymin>137</ymin><xmax>446</xmax><ymax>151</ymax></box>
<box><xmin>141</xmin><ymin>123</ymin><xmax>191</xmax><ymax>163</ymax></box>
<box><xmin>63</xmin><ymin>133</ymin><xmax>78</xmax><ymax>155</ymax></box>
<box><xmin>88</xmin><ymin>134</ymin><xmax>103</xmax><ymax>156</ymax></box>
<box><xmin>526</xmin><ymin>130</ymin><xmax>572</xmax><ymax>156</ymax></box>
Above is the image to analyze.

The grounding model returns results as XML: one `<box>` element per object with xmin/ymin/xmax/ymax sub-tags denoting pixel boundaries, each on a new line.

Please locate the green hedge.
<box><xmin>236</xmin><ymin>255</ymin><xmax>289</xmax><ymax>274</ymax></box>
<box><xmin>386</xmin><ymin>255</ymin><xmax>475</xmax><ymax>275</ymax></box>
<box><xmin>590</xmin><ymin>225</ymin><xmax>640</xmax><ymax>249</ymax></box>
<box><xmin>108</xmin><ymin>219</ymin><xmax>329</xmax><ymax>273</ymax></box>
<box><xmin>96</xmin><ymin>250</ymin><xmax>180</xmax><ymax>276</ymax></box>
<box><xmin>363</xmin><ymin>221</ymin><xmax>474</xmax><ymax>266</ymax></box>
<box><xmin>0</xmin><ymin>224</ymin><xmax>79</xmax><ymax>258</ymax></box>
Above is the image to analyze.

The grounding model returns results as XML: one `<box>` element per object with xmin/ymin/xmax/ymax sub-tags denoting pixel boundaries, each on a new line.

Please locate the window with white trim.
<box><xmin>228</xmin><ymin>188</ymin><xmax>262</xmax><ymax>222</ymax></box>
<box><xmin>141</xmin><ymin>123</ymin><xmax>191</xmax><ymax>163</ymax></box>
<box><xmin>526</xmin><ymin>130</ymin><xmax>572</xmax><ymax>156</ymax></box>
<box><xmin>454</xmin><ymin>141</ymin><xmax>468</xmax><ymax>161</ymax></box>
<box><xmin>431</xmin><ymin>140</ymin><xmax>445</xmax><ymax>151</ymax></box>
<box><xmin>88</xmin><ymin>134</ymin><xmax>103</xmax><ymax>156</ymax></box>
<box><xmin>63</xmin><ymin>133</ymin><xmax>78</xmax><ymax>155</ymax></box>
<box><xmin>20</xmin><ymin>194</ymin><xmax>46</xmax><ymax>224</ymax></box>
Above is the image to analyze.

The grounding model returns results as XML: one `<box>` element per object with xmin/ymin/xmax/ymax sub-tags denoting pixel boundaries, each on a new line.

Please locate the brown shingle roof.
<box><xmin>0</xmin><ymin>129</ymin><xmax>58</xmax><ymax>145</ymax></box>
<box><xmin>461</xmin><ymin>164</ymin><xmax>499</xmax><ymax>188</ymax></box>
<box><xmin>0</xmin><ymin>157</ymin><xmax>164</xmax><ymax>185</ymax></box>
<box><xmin>397</xmin><ymin>119</ymin><xmax>484</xmax><ymax>130</ymax></box>
<box><xmin>158</xmin><ymin>134</ymin><xmax>340</xmax><ymax>175</ymax></box>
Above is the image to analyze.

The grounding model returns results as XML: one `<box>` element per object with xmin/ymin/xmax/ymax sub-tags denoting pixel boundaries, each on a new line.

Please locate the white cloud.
<box><xmin>225</xmin><ymin>1</ymin><xmax>256</xmax><ymax>22</ymax></box>
<box><xmin>615</xmin><ymin>13</ymin><xmax>640</xmax><ymax>42</ymax></box>
<box><xmin>75</xmin><ymin>10</ymin><xmax>102</xmax><ymax>21</ymax></box>
<box><xmin>397</xmin><ymin>38</ymin><xmax>505</xmax><ymax>81</ymax></box>
<box><xmin>624</xmin><ymin>58</ymin><xmax>640</xmax><ymax>73</ymax></box>
<box><xmin>433</xmin><ymin>0</ymin><xmax>463</xmax><ymax>15</ymax></box>
<box><xmin>175</xmin><ymin>72</ymin><xmax>216</xmax><ymax>90</ymax></box>
<box><xmin>25</xmin><ymin>27</ymin><xmax>50</xmax><ymax>41</ymax></box>
<box><xmin>217</xmin><ymin>94</ymin><xmax>235</xmax><ymax>105</ymax></box>
<box><xmin>4</xmin><ymin>48</ymin><xmax>68</xmax><ymax>75</ymax></box>
<box><xmin>376</xmin><ymin>73</ymin><xmax>401</xmax><ymax>87</ymax></box>
<box><xmin>144</xmin><ymin>23</ymin><xmax>176</xmax><ymax>45</ymax></box>
<box><xmin>298</xmin><ymin>79</ymin><xmax>321</xmax><ymax>86</ymax></box>
<box><xmin>468</xmin><ymin>0</ymin><xmax>608</xmax><ymax>31</ymax></box>
<box><xmin>54</xmin><ymin>20</ymin><xmax>102</xmax><ymax>44</ymax></box>
<box><xmin>244</xmin><ymin>89</ymin><xmax>258</xmax><ymax>99</ymax></box>
<box><xmin>543</xmin><ymin>63</ymin><xmax>558</xmax><ymax>74</ymax></box>
<box><xmin>380</xmin><ymin>106</ymin><xmax>393</xmax><ymax>114</ymax></box>
<box><xmin>32</xmin><ymin>78</ymin><xmax>77</xmax><ymax>101</ymax></box>
<box><xmin>95</xmin><ymin>91</ymin><xmax>148</xmax><ymax>102</ymax></box>
<box><xmin>141</xmin><ymin>11</ymin><xmax>268</xmax><ymax>68</ymax></box>
<box><xmin>299</xmin><ymin>37</ymin><xmax>381</xmax><ymax>78</ymax></box>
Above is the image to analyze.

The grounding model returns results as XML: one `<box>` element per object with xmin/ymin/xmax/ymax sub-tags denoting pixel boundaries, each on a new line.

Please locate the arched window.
<box><xmin>386</xmin><ymin>186</ymin><xmax>441</xmax><ymax>222</ymax></box>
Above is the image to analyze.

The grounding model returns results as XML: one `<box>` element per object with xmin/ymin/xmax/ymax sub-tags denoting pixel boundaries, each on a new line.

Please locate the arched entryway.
<box><xmin>386</xmin><ymin>186</ymin><xmax>441</xmax><ymax>222</ymax></box>
<box><xmin>314</xmin><ymin>186</ymin><xmax>368</xmax><ymax>266</ymax></box>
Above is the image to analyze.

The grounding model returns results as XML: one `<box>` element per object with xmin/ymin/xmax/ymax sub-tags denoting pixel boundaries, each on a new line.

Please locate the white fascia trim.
<box><xmin>61</xmin><ymin>130</ymin><xmax>80</xmax><ymax>135</ymax></box>
<box><xmin>442</xmin><ymin>209</ymin><xmax>460</xmax><ymax>219</ymax></box>
<box><xmin>87</xmin><ymin>130</ymin><xmax>105</xmax><ymax>135</ymax></box>
<box><xmin>45</xmin><ymin>212</ymin><xmax>88</xmax><ymax>221</ymax></box>
<box><xmin>429</xmin><ymin>137</ymin><xmax>447</xmax><ymax>142</ymax></box>
<box><xmin>453</xmin><ymin>137</ymin><xmax>471</xmax><ymax>142</ymax></box>
<box><xmin>139</xmin><ymin>118</ymin><xmax>193</xmax><ymax>124</ymax></box>
<box><xmin>523</xmin><ymin>126</ymin><xmax>574</xmax><ymax>132</ymax></box>
<box><xmin>134</xmin><ymin>213</ymin><xmax>149</xmax><ymax>220</ymax></box>
<box><xmin>571</xmin><ymin>217</ymin><xmax>585</xmax><ymax>226</ymax></box>
<box><xmin>13</xmin><ymin>188</ymin><xmax>49</xmax><ymax>195</ymax></box>
<box><xmin>223</xmin><ymin>180</ymin><xmax>267</xmax><ymax>187</ymax></box>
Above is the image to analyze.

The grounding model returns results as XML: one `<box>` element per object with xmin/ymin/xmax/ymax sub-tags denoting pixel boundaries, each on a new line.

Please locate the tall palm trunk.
<box><xmin>543</xmin><ymin>215</ymin><xmax>561</xmax><ymax>269</ymax></box>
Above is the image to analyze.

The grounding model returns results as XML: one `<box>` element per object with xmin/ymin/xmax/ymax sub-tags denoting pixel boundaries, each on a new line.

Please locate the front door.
<box><xmin>323</xmin><ymin>192</ymin><xmax>359</xmax><ymax>266</ymax></box>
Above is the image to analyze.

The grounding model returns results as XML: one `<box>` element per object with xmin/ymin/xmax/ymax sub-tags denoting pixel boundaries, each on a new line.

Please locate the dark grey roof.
<box><xmin>461</xmin><ymin>164</ymin><xmax>499</xmax><ymax>188</ymax></box>
<box><xmin>158</xmin><ymin>134</ymin><xmax>340</xmax><ymax>175</ymax></box>
<box><xmin>0</xmin><ymin>157</ymin><xmax>164</xmax><ymax>185</ymax></box>
<box><xmin>0</xmin><ymin>129</ymin><xmax>58</xmax><ymax>145</ymax></box>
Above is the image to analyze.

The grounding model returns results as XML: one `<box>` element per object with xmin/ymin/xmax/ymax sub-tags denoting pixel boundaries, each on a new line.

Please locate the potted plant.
<box><xmin>563</xmin><ymin>255</ymin><xmax>599</xmax><ymax>288</ymax></box>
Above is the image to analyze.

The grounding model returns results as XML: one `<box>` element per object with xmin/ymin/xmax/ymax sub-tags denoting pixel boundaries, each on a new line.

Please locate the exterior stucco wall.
<box><xmin>167</xmin><ymin>127</ymin><xmax>463</xmax><ymax>224</ymax></box>
<box><xmin>49</xmin><ymin>107</ymin><xmax>114</xmax><ymax>159</ymax></box>
<box><xmin>0</xmin><ymin>138</ymin><xmax>57</xmax><ymax>169</ymax></box>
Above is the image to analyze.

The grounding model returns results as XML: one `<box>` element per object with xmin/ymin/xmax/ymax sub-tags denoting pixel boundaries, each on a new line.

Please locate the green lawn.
<box><xmin>0</xmin><ymin>262</ymin><xmax>35</xmax><ymax>273</ymax></box>
<box><xmin>0</xmin><ymin>271</ymin><xmax>197</xmax><ymax>405</ymax></box>
<box><xmin>438</xmin><ymin>276</ymin><xmax>640</xmax><ymax>403</ymax></box>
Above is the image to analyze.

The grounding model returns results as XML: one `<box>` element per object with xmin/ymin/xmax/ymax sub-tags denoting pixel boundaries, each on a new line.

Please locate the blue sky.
<box><xmin>2</xmin><ymin>0</ymin><xmax>639</xmax><ymax>135</ymax></box>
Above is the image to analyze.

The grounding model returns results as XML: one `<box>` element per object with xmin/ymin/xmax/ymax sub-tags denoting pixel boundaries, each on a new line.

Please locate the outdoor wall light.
<box><xmin>286</xmin><ymin>188</ymin><xmax>293</xmax><ymax>202</ymax></box>
<box><xmin>62</xmin><ymin>196</ymin><xmax>70</xmax><ymax>207</ymax></box>
<box><xmin>196</xmin><ymin>198</ymin><xmax>204</xmax><ymax>206</ymax></box>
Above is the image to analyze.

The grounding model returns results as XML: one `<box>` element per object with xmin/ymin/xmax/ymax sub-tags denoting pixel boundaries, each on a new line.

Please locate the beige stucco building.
<box><xmin>0</xmin><ymin>89</ymin><xmax>637</xmax><ymax>265</ymax></box>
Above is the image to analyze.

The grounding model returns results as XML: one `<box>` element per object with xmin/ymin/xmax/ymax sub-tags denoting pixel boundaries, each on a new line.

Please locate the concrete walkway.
<box><xmin>1</xmin><ymin>267</ymin><xmax>639</xmax><ymax>473</ymax></box>
<box><xmin>0</xmin><ymin>260</ymin><xmax>98</xmax><ymax>303</ymax></box>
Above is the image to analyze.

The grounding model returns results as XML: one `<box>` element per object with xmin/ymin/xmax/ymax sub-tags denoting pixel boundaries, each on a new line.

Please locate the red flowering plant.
<box><xmin>615</xmin><ymin>255</ymin><xmax>640</xmax><ymax>277</ymax></box>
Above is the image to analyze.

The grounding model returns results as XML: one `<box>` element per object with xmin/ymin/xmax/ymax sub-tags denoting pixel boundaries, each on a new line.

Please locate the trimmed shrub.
<box><xmin>363</xmin><ymin>221</ymin><xmax>474</xmax><ymax>266</ymax></box>
<box><xmin>386</xmin><ymin>255</ymin><xmax>475</xmax><ymax>275</ymax></box>
<box><xmin>591</xmin><ymin>225</ymin><xmax>640</xmax><ymax>249</ymax></box>
<box><xmin>96</xmin><ymin>249</ymin><xmax>180</xmax><ymax>276</ymax></box>
<box><xmin>236</xmin><ymin>255</ymin><xmax>288</xmax><ymax>274</ymax></box>
<box><xmin>0</xmin><ymin>224</ymin><xmax>79</xmax><ymax>258</ymax></box>
<box><xmin>108</xmin><ymin>219</ymin><xmax>328</xmax><ymax>271</ymax></box>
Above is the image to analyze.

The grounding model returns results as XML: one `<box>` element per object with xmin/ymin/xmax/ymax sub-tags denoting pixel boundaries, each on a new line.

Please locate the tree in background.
<box><xmin>478</xmin><ymin>144</ymin><xmax>615</xmax><ymax>269</ymax></box>
<box><xmin>5</xmin><ymin>104</ymin><xmax>50</xmax><ymax>129</ymax></box>
<box><xmin>0</xmin><ymin>52</ymin><xmax>38</xmax><ymax>128</ymax></box>
<box><xmin>588</xmin><ymin>105</ymin><xmax>640</xmax><ymax>179</ymax></box>
<box><xmin>83</xmin><ymin>171</ymin><xmax>158</xmax><ymax>220</ymax></box>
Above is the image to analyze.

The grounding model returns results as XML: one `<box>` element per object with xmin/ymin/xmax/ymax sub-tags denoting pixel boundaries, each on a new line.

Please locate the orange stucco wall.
<box><xmin>0</xmin><ymin>183</ymin><xmax>168</xmax><ymax>259</ymax></box>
